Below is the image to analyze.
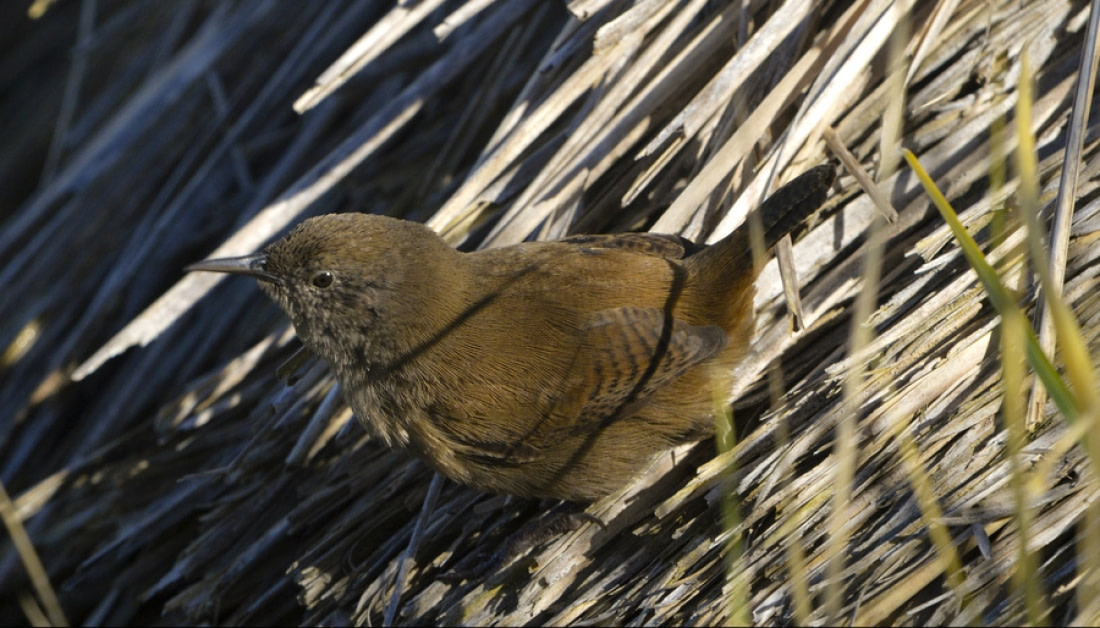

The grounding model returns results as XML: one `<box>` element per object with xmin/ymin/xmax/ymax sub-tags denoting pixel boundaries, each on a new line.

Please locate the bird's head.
<box><xmin>187</xmin><ymin>213</ymin><xmax>463</xmax><ymax>369</ymax></box>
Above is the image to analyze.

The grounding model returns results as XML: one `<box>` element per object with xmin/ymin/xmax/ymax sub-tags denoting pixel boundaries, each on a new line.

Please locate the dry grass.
<box><xmin>1</xmin><ymin>0</ymin><xmax>1099</xmax><ymax>625</ymax></box>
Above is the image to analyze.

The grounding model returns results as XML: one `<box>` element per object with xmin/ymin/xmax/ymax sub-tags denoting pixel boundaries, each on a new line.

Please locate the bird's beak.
<box><xmin>186</xmin><ymin>253</ymin><xmax>278</xmax><ymax>283</ymax></box>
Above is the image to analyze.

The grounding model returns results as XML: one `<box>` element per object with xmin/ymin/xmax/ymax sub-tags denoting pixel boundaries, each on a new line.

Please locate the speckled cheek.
<box><xmin>334</xmin><ymin>286</ymin><xmax>369</xmax><ymax>312</ymax></box>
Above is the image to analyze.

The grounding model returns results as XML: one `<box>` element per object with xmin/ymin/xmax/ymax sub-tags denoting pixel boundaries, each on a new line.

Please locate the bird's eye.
<box><xmin>311</xmin><ymin>271</ymin><xmax>334</xmax><ymax>288</ymax></box>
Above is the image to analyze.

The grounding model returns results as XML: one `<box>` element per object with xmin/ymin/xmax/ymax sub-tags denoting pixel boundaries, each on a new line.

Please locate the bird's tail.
<box><xmin>758</xmin><ymin>163</ymin><xmax>836</xmax><ymax>250</ymax></box>
<box><xmin>678</xmin><ymin>163</ymin><xmax>835</xmax><ymax>334</ymax></box>
<box><xmin>685</xmin><ymin>163</ymin><xmax>836</xmax><ymax>279</ymax></box>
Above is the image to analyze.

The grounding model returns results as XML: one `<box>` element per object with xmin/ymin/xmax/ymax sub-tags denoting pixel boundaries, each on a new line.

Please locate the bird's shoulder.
<box><xmin>467</xmin><ymin>232</ymin><xmax>701</xmax><ymax>298</ymax></box>
<box><xmin>554</xmin><ymin>231</ymin><xmax>702</xmax><ymax>260</ymax></box>
<box><xmin>470</xmin><ymin>231</ymin><xmax>701</xmax><ymax>267</ymax></box>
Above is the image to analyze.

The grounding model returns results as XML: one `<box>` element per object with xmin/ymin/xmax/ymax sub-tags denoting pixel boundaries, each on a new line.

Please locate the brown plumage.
<box><xmin>187</xmin><ymin>164</ymin><xmax>834</xmax><ymax>501</ymax></box>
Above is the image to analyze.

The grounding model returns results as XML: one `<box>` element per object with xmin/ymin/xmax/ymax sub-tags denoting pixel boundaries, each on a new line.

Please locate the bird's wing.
<box><xmin>438</xmin><ymin>306</ymin><xmax>727</xmax><ymax>467</ymax></box>
<box><xmin>528</xmin><ymin>306</ymin><xmax>728</xmax><ymax>447</ymax></box>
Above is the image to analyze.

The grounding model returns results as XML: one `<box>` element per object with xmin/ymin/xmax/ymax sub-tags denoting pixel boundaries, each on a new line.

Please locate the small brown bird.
<box><xmin>188</xmin><ymin>165</ymin><xmax>834</xmax><ymax>502</ymax></box>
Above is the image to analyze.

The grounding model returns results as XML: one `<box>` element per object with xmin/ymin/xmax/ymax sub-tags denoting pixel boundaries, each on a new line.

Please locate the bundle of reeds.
<box><xmin>1</xmin><ymin>0</ymin><xmax>1098</xmax><ymax>625</ymax></box>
